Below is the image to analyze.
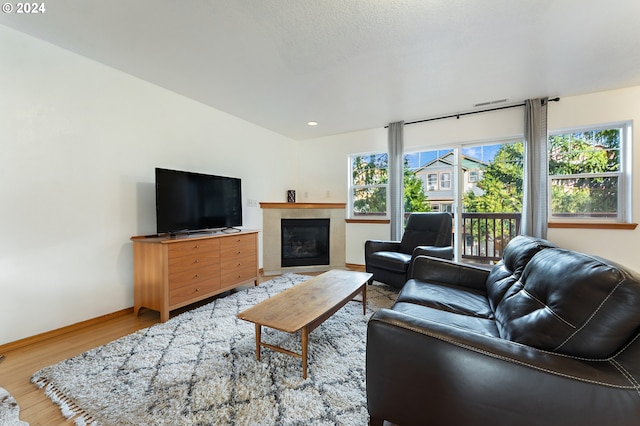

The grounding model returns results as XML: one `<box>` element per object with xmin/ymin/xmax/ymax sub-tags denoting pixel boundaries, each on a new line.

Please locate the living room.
<box><xmin>2</xmin><ymin>1</ymin><xmax>640</xmax><ymax>424</ymax></box>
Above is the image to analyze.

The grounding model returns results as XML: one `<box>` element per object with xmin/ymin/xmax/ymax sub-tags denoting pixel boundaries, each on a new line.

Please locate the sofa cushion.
<box><xmin>398</xmin><ymin>279</ymin><xmax>494</xmax><ymax>319</ymax></box>
<box><xmin>494</xmin><ymin>248</ymin><xmax>640</xmax><ymax>358</ymax></box>
<box><xmin>486</xmin><ymin>235</ymin><xmax>557</xmax><ymax>312</ymax></box>
<box><xmin>367</xmin><ymin>251</ymin><xmax>412</xmax><ymax>273</ymax></box>
<box><xmin>392</xmin><ymin>302</ymin><xmax>500</xmax><ymax>337</ymax></box>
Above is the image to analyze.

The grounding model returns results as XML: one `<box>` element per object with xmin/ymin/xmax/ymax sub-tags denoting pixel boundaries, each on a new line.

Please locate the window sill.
<box><xmin>548</xmin><ymin>222</ymin><xmax>638</xmax><ymax>230</ymax></box>
<box><xmin>346</xmin><ymin>218</ymin><xmax>390</xmax><ymax>224</ymax></box>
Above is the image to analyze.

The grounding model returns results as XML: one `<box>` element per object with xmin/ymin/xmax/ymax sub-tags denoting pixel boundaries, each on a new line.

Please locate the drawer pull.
<box><xmin>195</xmin><ymin>288</ymin><xmax>200</xmax><ymax>292</ymax></box>
<box><xmin>195</xmin><ymin>274</ymin><xmax>199</xmax><ymax>278</ymax></box>
<box><xmin>195</xmin><ymin>244</ymin><xmax>199</xmax><ymax>249</ymax></box>
<box><xmin>195</xmin><ymin>259</ymin><xmax>199</xmax><ymax>263</ymax></box>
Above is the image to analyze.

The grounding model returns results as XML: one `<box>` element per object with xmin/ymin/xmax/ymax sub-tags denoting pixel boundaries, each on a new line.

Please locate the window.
<box><xmin>349</xmin><ymin>153</ymin><xmax>388</xmax><ymax>217</ymax></box>
<box><xmin>548</xmin><ymin>123</ymin><xmax>631</xmax><ymax>222</ymax></box>
<box><xmin>440</xmin><ymin>172</ymin><xmax>451</xmax><ymax>190</ymax></box>
<box><xmin>469</xmin><ymin>170</ymin><xmax>481</xmax><ymax>182</ymax></box>
<box><xmin>427</xmin><ymin>173</ymin><xmax>438</xmax><ymax>191</ymax></box>
<box><xmin>431</xmin><ymin>202</ymin><xmax>455</xmax><ymax>213</ymax></box>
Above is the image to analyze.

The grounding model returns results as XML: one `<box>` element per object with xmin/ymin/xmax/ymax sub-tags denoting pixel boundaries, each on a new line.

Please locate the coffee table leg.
<box><xmin>302</xmin><ymin>326</ymin><xmax>309</xmax><ymax>379</ymax></box>
<box><xmin>255</xmin><ymin>324</ymin><xmax>261</xmax><ymax>361</ymax></box>
<box><xmin>362</xmin><ymin>284</ymin><xmax>367</xmax><ymax>315</ymax></box>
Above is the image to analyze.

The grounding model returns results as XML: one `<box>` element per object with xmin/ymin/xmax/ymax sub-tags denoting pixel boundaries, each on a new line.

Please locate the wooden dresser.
<box><xmin>131</xmin><ymin>230</ymin><xmax>259</xmax><ymax>321</ymax></box>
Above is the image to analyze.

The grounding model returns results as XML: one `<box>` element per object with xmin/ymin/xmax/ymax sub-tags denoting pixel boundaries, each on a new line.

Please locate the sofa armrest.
<box><xmin>408</xmin><ymin>254</ymin><xmax>490</xmax><ymax>292</ymax></box>
<box><xmin>366</xmin><ymin>308</ymin><xmax>640</xmax><ymax>426</ymax></box>
<box><xmin>365</xmin><ymin>240</ymin><xmax>401</xmax><ymax>257</ymax></box>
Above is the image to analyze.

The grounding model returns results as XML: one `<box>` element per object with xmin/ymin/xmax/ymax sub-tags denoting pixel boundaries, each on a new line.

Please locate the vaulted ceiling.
<box><xmin>2</xmin><ymin>1</ymin><xmax>640</xmax><ymax>140</ymax></box>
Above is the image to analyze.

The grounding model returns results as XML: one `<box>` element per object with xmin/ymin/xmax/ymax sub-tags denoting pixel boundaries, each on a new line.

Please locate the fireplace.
<box><xmin>261</xmin><ymin>202</ymin><xmax>345</xmax><ymax>275</ymax></box>
<box><xmin>281</xmin><ymin>218</ymin><xmax>330</xmax><ymax>267</ymax></box>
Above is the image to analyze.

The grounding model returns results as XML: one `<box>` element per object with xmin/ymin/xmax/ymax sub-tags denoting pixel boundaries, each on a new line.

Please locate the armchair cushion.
<box><xmin>399</xmin><ymin>212</ymin><xmax>452</xmax><ymax>254</ymax></box>
<box><xmin>366</xmin><ymin>251</ymin><xmax>411</xmax><ymax>273</ymax></box>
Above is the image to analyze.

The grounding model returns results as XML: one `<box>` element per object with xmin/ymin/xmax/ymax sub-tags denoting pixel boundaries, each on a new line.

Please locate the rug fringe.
<box><xmin>32</xmin><ymin>377</ymin><xmax>97</xmax><ymax>425</ymax></box>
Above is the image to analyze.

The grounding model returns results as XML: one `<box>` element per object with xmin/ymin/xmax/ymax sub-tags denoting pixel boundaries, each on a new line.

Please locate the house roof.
<box><xmin>2</xmin><ymin>1</ymin><xmax>640</xmax><ymax>140</ymax></box>
<box><xmin>415</xmin><ymin>152</ymin><xmax>489</xmax><ymax>173</ymax></box>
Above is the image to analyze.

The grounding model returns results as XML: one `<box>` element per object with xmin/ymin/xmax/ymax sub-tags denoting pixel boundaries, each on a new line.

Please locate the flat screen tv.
<box><xmin>155</xmin><ymin>168</ymin><xmax>243</xmax><ymax>234</ymax></box>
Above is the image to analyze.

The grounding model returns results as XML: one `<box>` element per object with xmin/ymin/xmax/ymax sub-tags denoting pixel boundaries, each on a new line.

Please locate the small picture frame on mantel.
<box><xmin>287</xmin><ymin>190</ymin><xmax>296</xmax><ymax>203</ymax></box>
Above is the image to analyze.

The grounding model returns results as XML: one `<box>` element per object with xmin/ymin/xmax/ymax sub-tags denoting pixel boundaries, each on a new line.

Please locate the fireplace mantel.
<box><xmin>261</xmin><ymin>202</ymin><xmax>346</xmax><ymax>275</ymax></box>
<box><xmin>260</xmin><ymin>202</ymin><xmax>346</xmax><ymax>209</ymax></box>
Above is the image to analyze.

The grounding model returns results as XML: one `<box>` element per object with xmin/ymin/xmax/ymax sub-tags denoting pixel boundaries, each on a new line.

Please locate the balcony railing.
<box><xmin>459</xmin><ymin>212</ymin><xmax>521</xmax><ymax>263</ymax></box>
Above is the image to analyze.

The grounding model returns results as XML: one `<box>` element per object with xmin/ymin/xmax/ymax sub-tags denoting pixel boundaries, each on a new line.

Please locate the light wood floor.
<box><xmin>0</xmin><ymin>276</ymin><xmax>280</xmax><ymax>425</ymax></box>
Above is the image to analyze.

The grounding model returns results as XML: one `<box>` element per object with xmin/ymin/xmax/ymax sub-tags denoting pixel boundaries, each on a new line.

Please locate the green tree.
<box><xmin>404</xmin><ymin>160</ymin><xmax>430</xmax><ymax>213</ymax></box>
<box><xmin>352</xmin><ymin>154</ymin><xmax>388</xmax><ymax>214</ymax></box>
<box><xmin>549</xmin><ymin>130</ymin><xmax>619</xmax><ymax>215</ymax></box>
<box><xmin>464</xmin><ymin>142</ymin><xmax>523</xmax><ymax>213</ymax></box>
<box><xmin>352</xmin><ymin>155</ymin><xmax>429</xmax><ymax>215</ymax></box>
<box><xmin>463</xmin><ymin>130</ymin><xmax>618</xmax><ymax>221</ymax></box>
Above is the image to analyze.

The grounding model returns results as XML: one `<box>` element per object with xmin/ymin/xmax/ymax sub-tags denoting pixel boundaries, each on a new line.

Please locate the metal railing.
<box><xmin>459</xmin><ymin>212</ymin><xmax>521</xmax><ymax>264</ymax></box>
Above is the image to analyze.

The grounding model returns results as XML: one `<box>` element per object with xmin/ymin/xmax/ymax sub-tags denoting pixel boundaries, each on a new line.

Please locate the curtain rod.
<box><xmin>386</xmin><ymin>97</ymin><xmax>560</xmax><ymax>128</ymax></box>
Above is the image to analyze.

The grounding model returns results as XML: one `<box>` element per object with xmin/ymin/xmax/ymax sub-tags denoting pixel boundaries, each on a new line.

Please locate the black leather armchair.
<box><xmin>364</xmin><ymin>212</ymin><xmax>452</xmax><ymax>288</ymax></box>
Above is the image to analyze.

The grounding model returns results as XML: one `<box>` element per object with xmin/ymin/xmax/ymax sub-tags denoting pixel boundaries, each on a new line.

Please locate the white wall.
<box><xmin>0</xmin><ymin>26</ymin><xmax>296</xmax><ymax>345</ymax></box>
<box><xmin>546</xmin><ymin>87</ymin><xmax>640</xmax><ymax>270</ymax></box>
<box><xmin>294</xmin><ymin>128</ymin><xmax>389</xmax><ymax>263</ymax></box>
<box><xmin>297</xmin><ymin>88</ymin><xmax>640</xmax><ymax>271</ymax></box>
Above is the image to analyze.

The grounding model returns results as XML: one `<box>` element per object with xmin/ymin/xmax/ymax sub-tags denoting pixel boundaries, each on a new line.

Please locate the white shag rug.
<box><xmin>0</xmin><ymin>386</ymin><xmax>28</xmax><ymax>426</ymax></box>
<box><xmin>32</xmin><ymin>273</ymin><xmax>397</xmax><ymax>425</ymax></box>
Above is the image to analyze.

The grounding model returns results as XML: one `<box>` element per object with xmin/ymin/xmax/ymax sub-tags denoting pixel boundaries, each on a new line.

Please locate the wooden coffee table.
<box><xmin>237</xmin><ymin>269</ymin><xmax>373</xmax><ymax>378</ymax></box>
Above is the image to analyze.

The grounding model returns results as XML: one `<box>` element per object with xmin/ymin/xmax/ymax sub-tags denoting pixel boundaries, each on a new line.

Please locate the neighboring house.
<box><xmin>414</xmin><ymin>152</ymin><xmax>488</xmax><ymax>212</ymax></box>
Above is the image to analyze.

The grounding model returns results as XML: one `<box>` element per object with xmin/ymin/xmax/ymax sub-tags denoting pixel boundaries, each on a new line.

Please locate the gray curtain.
<box><xmin>521</xmin><ymin>98</ymin><xmax>549</xmax><ymax>238</ymax></box>
<box><xmin>388</xmin><ymin>121</ymin><xmax>404</xmax><ymax>240</ymax></box>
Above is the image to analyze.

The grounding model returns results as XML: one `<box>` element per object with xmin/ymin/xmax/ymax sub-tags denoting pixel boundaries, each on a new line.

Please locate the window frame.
<box><xmin>348</xmin><ymin>152</ymin><xmax>389</xmax><ymax>219</ymax></box>
<box><xmin>547</xmin><ymin>121</ymin><xmax>632</xmax><ymax>224</ymax></box>
<box><xmin>427</xmin><ymin>173</ymin><xmax>438</xmax><ymax>191</ymax></box>
<box><xmin>439</xmin><ymin>171</ymin><xmax>452</xmax><ymax>190</ymax></box>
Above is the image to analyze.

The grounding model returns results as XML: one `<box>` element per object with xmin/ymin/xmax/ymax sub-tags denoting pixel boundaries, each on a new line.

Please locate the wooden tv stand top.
<box><xmin>131</xmin><ymin>229</ymin><xmax>259</xmax><ymax>243</ymax></box>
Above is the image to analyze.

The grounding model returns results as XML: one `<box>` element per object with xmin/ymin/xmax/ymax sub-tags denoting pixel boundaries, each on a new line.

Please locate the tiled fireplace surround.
<box><xmin>260</xmin><ymin>202</ymin><xmax>346</xmax><ymax>275</ymax></box>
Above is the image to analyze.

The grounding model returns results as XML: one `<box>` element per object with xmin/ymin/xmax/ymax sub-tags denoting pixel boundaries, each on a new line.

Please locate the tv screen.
<box><xmin>155</xmin><ymin>168</ymin><xmax>242</xmax><ymax>234</ymax></box>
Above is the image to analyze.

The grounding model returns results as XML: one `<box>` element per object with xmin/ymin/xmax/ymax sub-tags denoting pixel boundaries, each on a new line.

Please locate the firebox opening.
<box><xmin>281</xmin><ymin>218</ymin><xmax>330</xmax><ymax>267</ymax></box>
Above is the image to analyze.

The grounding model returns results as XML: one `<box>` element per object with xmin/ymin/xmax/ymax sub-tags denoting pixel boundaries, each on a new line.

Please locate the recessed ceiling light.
<box><xmin>307</xmin><ymin>121</ymin><xmax>318</xmax><ymax>126</ymax></box>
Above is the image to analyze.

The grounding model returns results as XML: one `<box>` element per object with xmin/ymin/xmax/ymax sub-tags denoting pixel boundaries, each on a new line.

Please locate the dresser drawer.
<box><xmin>220</xmin><ymin>252</ymin><xmax>256</xmax><ymax>271</ymax></box>
<box><xmin>169</xmin><ymin>279</ymin><xmax>220</xmax><ymax>306</ymax></box>
<box><xmin>168</xmin><ymin>250</ymin><xmax>220</xmax><ymax>273</ymax></box>
<box><xmin>219</xmin><ymin>233</ymin><xmax>254</xmax><ymax>248</ymax></box>
<box><xmin>169</xmin><ymin>265</ymin><xmax>220</xmax><ymax>289</ymax></box>
<box><xmin>221</xmin><ymin>265</ymin><xmax>257</xmax><ymax>288</ymax></box>
<box><xmin>220</xmin><ymin>237</ymin><xmax>256</xmax><ymax>258</ymax></box>
<box><xmin>168</xmin><ymin>238</ymin><xmax>219</xmax><ymax>258</ymax></box>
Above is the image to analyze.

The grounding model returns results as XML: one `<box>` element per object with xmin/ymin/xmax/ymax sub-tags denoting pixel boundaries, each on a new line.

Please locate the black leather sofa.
<box><xmin>366</xmin><ymin>235</ymin><xmax>640</xmax><ymax>426</ymax></box>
